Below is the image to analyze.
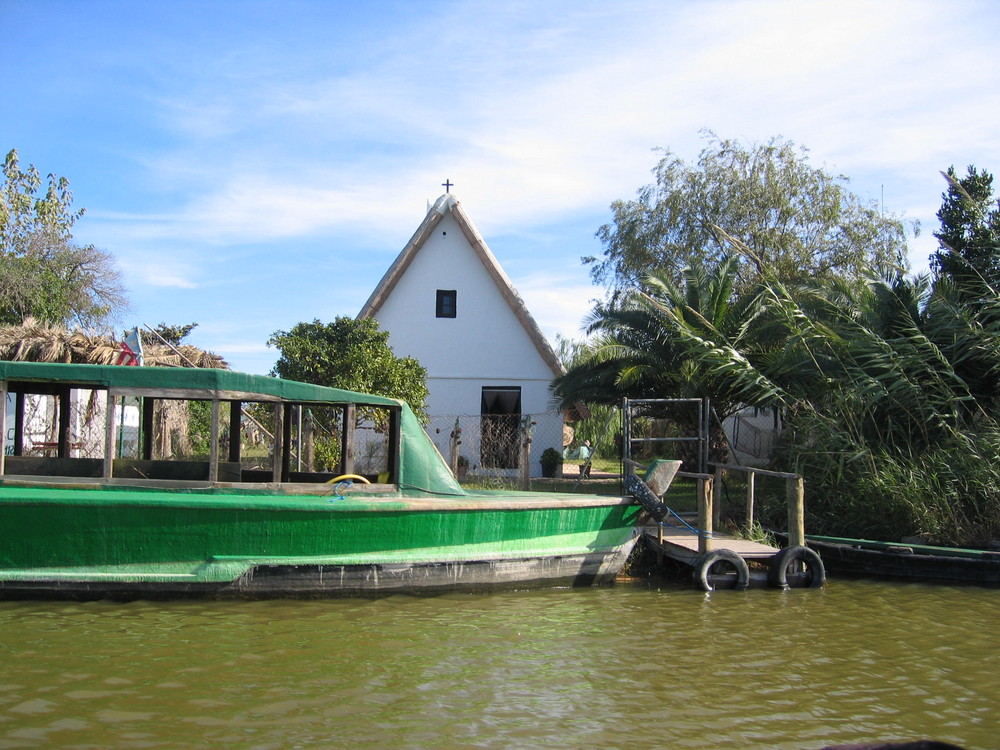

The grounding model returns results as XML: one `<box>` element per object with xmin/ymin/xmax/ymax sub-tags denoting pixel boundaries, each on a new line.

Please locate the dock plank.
<box><xmin>643</xmin><ymin>523</ymin><xmax>779</xmax><ymax>565</ymax></box>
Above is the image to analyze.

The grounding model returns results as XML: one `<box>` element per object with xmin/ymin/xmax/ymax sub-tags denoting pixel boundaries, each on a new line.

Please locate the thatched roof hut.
<box><xmin>1</xmin><ymin>320</ymin><xmax>232</xmax><ymax>459</ymax></box>
<box><xmin>0</xmin><ymin>319</ymin><xmax>228</xmax><ymax>369</ymax></box>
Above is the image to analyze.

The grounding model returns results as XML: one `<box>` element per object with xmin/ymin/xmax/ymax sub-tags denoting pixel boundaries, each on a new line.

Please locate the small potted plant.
<box><xmin>539</xmin><ymin>447</ymin><xmax>562</xmax><ymax>478</ymax></box>
<box><xmin>456</xmin><ymin>455</ymin><xmax>470</xmax><ymax>481</ymax></box>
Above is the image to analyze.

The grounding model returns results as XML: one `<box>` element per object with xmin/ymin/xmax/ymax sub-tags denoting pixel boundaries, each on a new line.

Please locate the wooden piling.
<box><xmin>713</xmin><ymin>464</ymin><xmax>723</xmax><ymax>531</ymax></box>
<box><xmin>103</xmin><ymin>392</ymin><xmax>117</xmax><ymax>479</ymax></box>
<box><xmin>698</xmin><ymin>475</ymin><xmax>714</xmax><ymax>554</ymax></box>
<box><xmin>787</xmin><ymin>474</ymin><xmax>805</xmax><ymax>547</ymax></box>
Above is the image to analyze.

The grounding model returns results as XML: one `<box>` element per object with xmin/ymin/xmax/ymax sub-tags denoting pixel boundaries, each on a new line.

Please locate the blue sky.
<box><xmin>3</xmin><ymin>0</ymin><xmax>999</xmax><ymax>374</ymax></box>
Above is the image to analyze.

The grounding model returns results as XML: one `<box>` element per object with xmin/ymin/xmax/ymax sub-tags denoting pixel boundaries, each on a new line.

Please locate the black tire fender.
<box><xmin>768</xmin><ymin>545</ymin><xmax>826</xmax><ymax>590</ymax></box>
<box><xmin>694</xmin><ymin>549</ymin><xmax>751</xmax><ymax>592</ymax></box>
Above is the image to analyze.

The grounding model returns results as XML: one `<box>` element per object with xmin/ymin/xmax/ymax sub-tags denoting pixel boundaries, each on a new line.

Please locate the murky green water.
<box><xmin>0</xmin><ymin>579</ymin><xmax>997</xmax><ymax>750</ymax></box>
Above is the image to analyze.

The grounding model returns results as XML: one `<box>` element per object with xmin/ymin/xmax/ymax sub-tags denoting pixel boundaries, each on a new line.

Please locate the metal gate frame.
<box><xmin>622</xmin><ymin>397</ymin><xmax>710</xmax><ymax>476</ymax></box>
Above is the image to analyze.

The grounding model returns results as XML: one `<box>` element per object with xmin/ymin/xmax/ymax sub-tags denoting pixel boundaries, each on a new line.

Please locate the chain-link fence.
<box><xmin>424</xmin><ymin>409</ymin><xmax>626</xmax><ymax>486</ymax></box>
<box><xmin>4</xmin><ymin>391</ymin><xmax>132</xmax><ymax>459</ymax></box>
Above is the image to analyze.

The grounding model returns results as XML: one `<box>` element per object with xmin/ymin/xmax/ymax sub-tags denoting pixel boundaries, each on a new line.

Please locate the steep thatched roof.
<box><xmin>0</xmin><ymin>319</ymin><xmax>229</xmax><ymax>369</ymax></box>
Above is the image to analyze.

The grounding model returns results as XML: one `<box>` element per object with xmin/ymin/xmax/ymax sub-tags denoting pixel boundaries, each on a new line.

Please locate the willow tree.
<box><xmin>586</xmin><ymin>132</ymin><xmax>911</xmax><ymax>296</ymax></box>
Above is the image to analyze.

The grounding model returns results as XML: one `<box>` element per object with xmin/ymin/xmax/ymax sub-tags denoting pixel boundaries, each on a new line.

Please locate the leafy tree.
<box><xmin>586</xmin><ymin>132</ymin><xmax>911</xmax><ymax>295</ymax></box>
<box><xmin>0</xmin><ymin>148</ymin><xmax>83</xmax><ymax>253</ymax></box>
<box><xmin>1</xmin><ymin>149</ymin><xmax>127</xmax><ymax>326</ymax></box>
<box><xmin>268</xmin><ymin>317</ymin><xmax>429</xmax><ymax>421</ymax></box>
<box><xmin>562</xmin><ymin>226</ymin><xmax>1000</xmax><ymax>545</ymax></box>
<box><xmin>930</xmin><ymin>165</ymin><xmax>1000</xmax><ymax>291</ymax></box>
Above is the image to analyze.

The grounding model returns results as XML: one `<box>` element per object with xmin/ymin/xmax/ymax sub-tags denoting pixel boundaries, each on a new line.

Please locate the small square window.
<box><xmin>436</xmin><ymin>289</ymin><xmax>457</xmax><ymax>318</ymax></box>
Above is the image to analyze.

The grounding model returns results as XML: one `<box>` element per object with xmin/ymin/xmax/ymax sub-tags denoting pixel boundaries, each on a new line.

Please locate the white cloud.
<box><xmin>146</xmin><ymin>1</ymin><xmax>994</xmax><ymax>242</ymax></box>
<box><xmin>116</xmin><ymin>257</ymin><xmax>199</xmax><ymax>290</ymax></box>
<box><xmin>29</xmin><ymin>0</ymin><xmax>1000</xmax><ymax>352</ymax></box>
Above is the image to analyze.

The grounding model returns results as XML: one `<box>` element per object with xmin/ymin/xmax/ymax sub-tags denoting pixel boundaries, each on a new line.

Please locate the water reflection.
<box><xmin>1</xmin><ymin>580</ymin><xmax>997</xmax><ymax>749</ymax></box>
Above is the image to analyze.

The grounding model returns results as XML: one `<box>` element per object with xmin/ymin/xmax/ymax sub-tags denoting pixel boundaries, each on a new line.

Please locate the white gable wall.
<box><xmin>370</xmin><ymin>210</ymin><xmax>563</xmax><ymax>475</ymax></box>
<box><xmin>375</xmin><ymin>213</ymin><xmax>553</xmax><ymax>382</ymax></box>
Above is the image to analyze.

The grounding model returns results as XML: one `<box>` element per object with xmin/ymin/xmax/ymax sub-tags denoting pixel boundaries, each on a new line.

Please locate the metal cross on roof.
<box><xmin>442</xmin><ymin>179</ymin><xmax>453</xmax><ymax>193</ymax></box>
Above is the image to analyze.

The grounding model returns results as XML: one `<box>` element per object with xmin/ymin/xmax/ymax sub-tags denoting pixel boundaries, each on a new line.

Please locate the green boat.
<box><xmin>0</xmin><ymin>362</ymin><xmax>644</xmax><ymax>599</ymax></box>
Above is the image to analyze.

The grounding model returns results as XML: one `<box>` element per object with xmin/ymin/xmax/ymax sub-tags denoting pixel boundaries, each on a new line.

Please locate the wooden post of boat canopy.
<box><xmin>280</xmin><ymin>404</ymin><xmax>293</xmax><ymax>482</ymax></box>
<box><xmin>228</xmin><ymin>401</ymin><xmax>241</xmax><ymax>463</ymax></box>
<box><xmin>341</xmin><ymin>404</ymin><xmax>356</xmax><ymax>475</ymax></box>
<box><xmin>208</xmin><ymin>399</ymin><xmax>221</xmax><ymax>482</ymax></box>
<box><xmin>787</xmin><ymin>475</ymin><xmax>805</xmax><ymax>547</ymax></box>
<box><xmin>141</xmin><ymin>397</ymin><xmax>154</xmax><ymax>460</ymax></box>
<box><xmin>272</xmin><ymin>402</ymin><xmax>284</xmax><ymax>483</ymax></box>
<box><xmin>57</xmin><ymin>385</ymin><xmax>72</xmax><ymax>457</ymax></box>
<box><xmin>698</xmin><ymin>475</ymin><xmax>714</xmax><ymax>555</ymax></box>
<box><xmin>104</xmin><ymin>391</ymin><xmax>118</xmax><ymax>479</ymax></box>
<box><xmin>301</xmin><ymin>408</ymin><xmax>314</xmax><ymax>470</ymax></box>
<box><xmin>387</xmin><ymin>407</ymin><xmax>401</xmax><ymax>483</ymax></box>
<box><xmin>13</xmin><ymin>391</ymin><xmax>25</xmax><ymax>455</ymax></box>
<box><xmin>0</xmin><ymin>379</ymin><xmax>6</xmax><ymax>475</ymax></box>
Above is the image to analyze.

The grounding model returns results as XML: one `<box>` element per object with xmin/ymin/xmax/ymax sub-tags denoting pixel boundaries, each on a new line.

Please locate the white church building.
<box><xmin>358</xmin><ymin>192</ymin><xmax>566</xmax><ymax>478</ymax></box>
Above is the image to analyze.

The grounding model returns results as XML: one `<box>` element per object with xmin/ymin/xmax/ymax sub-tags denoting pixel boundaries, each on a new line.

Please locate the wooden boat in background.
<box><xmin>0</xmin><ymin>362</ymin><xmax>644</xmax><ymax>599</ymax></box>
<box><xmin>799</xmin><ymin>534</ymin><xmax>1000</xmax><ymax>586</ymax></box>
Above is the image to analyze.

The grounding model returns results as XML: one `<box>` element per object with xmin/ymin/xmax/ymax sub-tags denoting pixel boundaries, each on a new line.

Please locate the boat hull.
<box><xmin>0</xmin><ymin>484</ymin><xmax>642</xmax><ymax>599</ymax></box>
<box><xmin>799</xmin><ymin>535</ymin><xmax>1000</xmax><ymax>586</ymax></box>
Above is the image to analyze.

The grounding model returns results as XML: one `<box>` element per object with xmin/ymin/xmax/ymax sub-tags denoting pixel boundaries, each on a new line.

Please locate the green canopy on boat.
<box><xmin>0</xmin><ymin>361</ymin><xmax>402</xmax><ymax>405</ymax></box>
<box><xmin>0</xmin><ymin>361</ymin><xmax>465</xmax><ymax>497</ymax></box>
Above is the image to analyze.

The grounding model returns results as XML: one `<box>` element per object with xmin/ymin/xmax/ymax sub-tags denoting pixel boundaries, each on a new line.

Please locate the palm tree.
<box><xmin>559</xmin><ymin>246</ymin><xmax>1000</xmax><ymax>543</ymax></box>
<box><xmin>553</xmin><ymin>256</ymin><xmax>773</xmax><ymax>464</ymax></box>
<box><xmin>667</xmin><ymin>259</ymin><xmax>1000</xmax><ymax>545</ymax></box>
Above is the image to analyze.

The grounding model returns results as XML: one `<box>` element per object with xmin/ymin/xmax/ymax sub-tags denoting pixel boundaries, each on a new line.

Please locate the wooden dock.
<box><xmin>638</xmin><ymin>461</ymin><xmax>804</xmax><ymax>568</ymax></box>
<box><xmin>641</xmin><ymin>519</ymin><xmax>787</xmax><ymax>590</ymax></box>
<box><xmin>642</xmin><ymin>521</ymin><xmax>779</xmax><ymax>566</ymax></box>
<box><xmin>626</xmin><ymin>458</ymin><xmax>824</xmax><ymax>590</ymax></box>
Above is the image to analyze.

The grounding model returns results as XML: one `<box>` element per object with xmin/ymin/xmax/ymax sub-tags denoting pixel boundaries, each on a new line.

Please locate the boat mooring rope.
<box><xmin>659</xmin><ymin>505</ymin><xmax>713</xmax><ymax>538</ymax></box>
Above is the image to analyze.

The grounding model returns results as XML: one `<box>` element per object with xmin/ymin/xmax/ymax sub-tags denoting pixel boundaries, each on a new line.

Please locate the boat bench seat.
<box><xmin>3</xmin><ymin>455</ymin><xmax>104</xmax><ymax>478</ymax></box>
<box><xmin>113</xmin><ymin>459</ymin><xmax>243</xmax><ymax>482</ymax></box>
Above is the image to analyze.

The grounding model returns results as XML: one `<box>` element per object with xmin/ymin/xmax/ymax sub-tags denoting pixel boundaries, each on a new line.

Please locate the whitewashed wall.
<box><xmin>373</xmin><ymin>211</ymin><xmax>563</xmax><ymax>476</ymax></box>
